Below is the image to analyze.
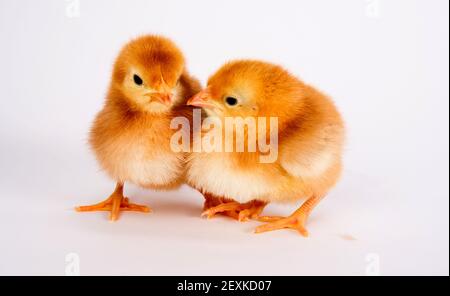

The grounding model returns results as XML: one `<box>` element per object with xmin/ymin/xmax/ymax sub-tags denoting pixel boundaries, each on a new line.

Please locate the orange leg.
<box><xmin>75</xmin><ymin>183</ymin><xmax>151</xmax><ymax>221</ymax></box>
<box><xmin>255</xmin><ymin>195</ymin><xmax>323</xmax><ymax>237</ymax></box>
<box><xmin>202</xmin><ymin>193</ymin><xmax>267</xmax><ymax>222</ymax></box>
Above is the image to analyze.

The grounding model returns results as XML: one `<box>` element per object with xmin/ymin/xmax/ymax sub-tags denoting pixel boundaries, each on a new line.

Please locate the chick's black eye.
<box><xmin>225</xmin><ymin>97</ymin><xmax>238</xmax><ymax>106</ymax></box>
<box><xmin>133</xmin><ymin>74</ymin><xmax>143</xmax><ymax>86</ymax></box>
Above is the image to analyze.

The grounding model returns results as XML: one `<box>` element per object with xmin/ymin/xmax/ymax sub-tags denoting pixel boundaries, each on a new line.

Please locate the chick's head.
<box><xmin>187</xmin><ymin>60</ymin><xmax>304</xmax><ymax>123</ymax></box>
<box><xmin>112</xmin><ymin>35</ymin><xmax>185</xmax><ymax>114</ymax></box>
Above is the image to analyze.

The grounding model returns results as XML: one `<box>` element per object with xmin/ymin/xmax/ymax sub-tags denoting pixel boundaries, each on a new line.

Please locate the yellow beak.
<box><xmin>187</xmin><ymin>88</ymin><xmax>221</xmax><ymax>110</ymax></box>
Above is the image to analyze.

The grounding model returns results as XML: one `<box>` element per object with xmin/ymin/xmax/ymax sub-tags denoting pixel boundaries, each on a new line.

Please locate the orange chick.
<box><xmin>186</xmin><ymin>60</ymin><xmax>344</xmax><ymax>236</ymax></box>
<box><xmin>76</xmin><ymin>35</ymin><xmax>201</xmax><ymax>221</ymax></box>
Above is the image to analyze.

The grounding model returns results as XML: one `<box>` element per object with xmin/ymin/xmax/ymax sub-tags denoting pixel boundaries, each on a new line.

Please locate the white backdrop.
<box><xmin>0</xmin><ymin>0</ymin><xmax>448</xmax><ymax>275</ymax></box>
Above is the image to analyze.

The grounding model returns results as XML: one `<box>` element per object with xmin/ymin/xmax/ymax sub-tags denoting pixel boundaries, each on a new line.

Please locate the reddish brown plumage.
<box><xmin>90</xmin><ymin>35</ymin><xmax>200</xmax><ymax>190</ymax></box>
<box><xmin>186</xmin><ymin>60</ymin><xmax>345</xmax><ymax>235</ymax></box>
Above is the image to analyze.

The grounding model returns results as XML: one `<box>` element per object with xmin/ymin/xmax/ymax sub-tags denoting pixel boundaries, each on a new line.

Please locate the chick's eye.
<box><xmin>225</xmin><ymin>97</ymin><xmax>238</xmax><ymax>106</ymax></box>
<box><xmin>133</xmin><ymin>74</ymin><xmax>143</xmax><ymax>86</ymax></box>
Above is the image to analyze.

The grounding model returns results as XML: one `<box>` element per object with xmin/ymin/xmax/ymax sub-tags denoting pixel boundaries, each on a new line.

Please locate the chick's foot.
<box><xmin>202</xmin><ymin>196</ymin><xmax>267</xmax><ymax>222</ymax></box>
<box><xmin>255</xmin><ymin>195</ymin><xmax>322</xmax><ymax>236</ymax></box>
<box><xmin>255</xmin><ymin>215</ymin><xmax>309</xmax><ymax>236</ymax></box>
<box><xmin>75</xmin><ymin>183</ymin><xmax>151</xmax><ymax>221</ymax></box>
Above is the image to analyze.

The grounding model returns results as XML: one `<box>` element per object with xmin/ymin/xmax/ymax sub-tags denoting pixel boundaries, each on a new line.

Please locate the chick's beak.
<box><xmin>152</xmin><ymin>92</ymin><xmax>173</xmax><ymax>106</ymax></box>
<box><xmin>187</xmin><ymin>88</ymin><xmax>219</xmax><ymax>110</ymax></box>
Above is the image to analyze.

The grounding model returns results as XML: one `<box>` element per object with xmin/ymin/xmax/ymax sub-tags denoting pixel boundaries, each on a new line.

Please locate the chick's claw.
<box><xmin>238</xmin><ymin>209</ymin><xmax>256</xmax><ymax>222</ymax></box>
<box><xmin>257</xmin><ymin>216</ymin><xmax>285</xmax><ymax>223</ymax></box>
<box><xmin>202</xmin><ymin>202</ymin><xmax>241</xmax><ymax>219</ymax></box>
<box><xmin>115</xmin><ymin>197</ymin><xmax>151</xmax><ymax>214</ymax></box>
<box><xmin>201</xmin><ymin>200</ymin><xmax>267</xmax><ymax>222</ymax></box>
<box><xmin>255</xmin><ymin>216</ymin><xmax>309</xmax><ymax>237</ymax></box>
<box><xmin>237</xmin><ymin>202</ymin><xmax>267</xmax><ymax>222</ymax></box>
<box><xmin>75</xmin><ymin>196</ymin><xmax>151</xmax><ymax>221</ymax></box>
<box><xmin>255</xmin><ymin>195</ymin><xmax>323</xmax><ymax>236</ymax></box>
<box><xmin>75</xmin><ymin>183</ymin><xmax>151</xmax><ymax>221</ymax></box>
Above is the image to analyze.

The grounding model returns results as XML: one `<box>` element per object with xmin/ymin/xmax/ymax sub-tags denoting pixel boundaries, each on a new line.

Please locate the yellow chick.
<box><xmin>186</xmin><ymin>60</ymin><xmax>344</xmax><ymax>236</ymax></box>
<box><xmin>76</xmin><ymin>35</ymin><xmax>201</xmax><ymax>221</ymax></box>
